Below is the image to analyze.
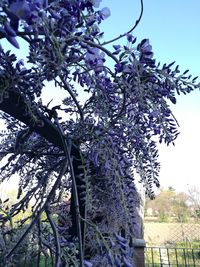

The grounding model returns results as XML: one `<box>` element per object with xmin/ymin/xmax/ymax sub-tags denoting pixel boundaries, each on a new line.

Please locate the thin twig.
<box><xmin>45</xmin><ymin>206</ymin><xmax>61</xmax><ymax>267</ymax></box>
<box><xmin>171</xmin><ymin>111</ymin><xmax>180</xmax><ymax>127</ymax></box>
<box><xmin>102</xmin><ymin>0</ymin><xmax>144</xmax><ymax>46</ymax></box>
<box><xmin>82</xmin><ymin>39</ymin><xmax>119</xmax><ymax>63</ymax></box>
<box><xmin>58</xmin><ymin>76</ymin><xmax>84</xmax><ymax>121</ymax></box>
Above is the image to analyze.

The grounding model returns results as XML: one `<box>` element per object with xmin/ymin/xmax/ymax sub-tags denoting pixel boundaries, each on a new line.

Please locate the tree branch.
<box><xmin>101</xmin><ymin>0</ymin><xmax>144</xmax><ymax>46</ymax></box>
<box><xmin>58</xmin><ymin>76</ymin><xmax>84</xmax><ymax>121</ymax></box>
<box><xmin>0</xmin><ymin>90</ymin><xmax>67</xmax><ymax>151</ymax></box>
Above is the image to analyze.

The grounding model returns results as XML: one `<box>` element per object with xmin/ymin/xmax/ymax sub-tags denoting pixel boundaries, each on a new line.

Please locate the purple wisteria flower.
<box><xmin>3</xmin><ymin>0</ymin><xmax>47</xmax><ymax>48</ymax></box>
<box><xmin>90</xmin><ymin>0</ymin><xmax>102</xmax><ymax>8</ymax></box>
<box><xmin>9</xmin><ymin>0</ymin><xmax>46</xmax><ymax>23</ymax></box>
<box><xmin>115</xmin><ymin>63</ymin><xmax>123</xmax><ymax>73</ymax></box>
<box><xmin>99</xmin><ymin>7</ymin><xmax>111</xmax><ymax>19</ymax></box>
<box><xmin>85</xmin><ymin>47</ymin><xmax>105</xmax><ymax>72</ymax></box>
<box><xmin>137</xmin><ymin>39</ymin><xmax>155</xmax><ymax>67</ymax></box>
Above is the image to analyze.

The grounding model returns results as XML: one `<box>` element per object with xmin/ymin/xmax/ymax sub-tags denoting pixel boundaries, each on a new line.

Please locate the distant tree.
<box><xmin>172</xmin><ymin>192</ymin><xmax>189</xmax><ymax>223</ymax></box>
<box><xmin>145</xmin><ymin>188</ymin><xmax>190</xmax><ymax>222</ymax></box>
<box><xmin>187</xmin><ymin>185</ymin><xmax>200</xmax><ymax>220</ymax></box>
<box><xmin>145</xmin><ymin>188</ymin><xmax>175</xmax><ymax>215</ymax></box>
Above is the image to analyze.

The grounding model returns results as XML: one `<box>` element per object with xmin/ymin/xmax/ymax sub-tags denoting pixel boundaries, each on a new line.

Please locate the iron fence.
<box><xmin>145</xmin><ymin>246</ymin><xmax>200</xmax><ymax>267</ymax></box>
<box><xmin>144</xmin><ymin>223</ymin><xmax>200</xmax><ymax>245</ymax></box>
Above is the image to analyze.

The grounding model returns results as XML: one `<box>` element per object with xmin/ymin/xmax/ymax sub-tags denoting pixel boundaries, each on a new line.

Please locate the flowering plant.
<box><xmin>0</xmin><ymin>0</ymin><xmax>199</xmax><ymax>266</ymax></box>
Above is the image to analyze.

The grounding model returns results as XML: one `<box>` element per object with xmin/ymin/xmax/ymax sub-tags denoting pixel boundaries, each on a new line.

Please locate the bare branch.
<box><xmin>102</xmin><ymin>0</ymin><xmax>144</xmax><ymax>46</ymax></box>
<box><xmin>82</xmin><ymin>39</ymin><xmax>119</xmax><ymax>63</ymax></box>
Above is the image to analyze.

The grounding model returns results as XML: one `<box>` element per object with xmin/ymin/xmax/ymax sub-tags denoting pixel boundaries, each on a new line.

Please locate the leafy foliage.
<box><xmin>0</xmin><ymin>0</ymin><xmax>199</xmax><ymax>266</ymax></box>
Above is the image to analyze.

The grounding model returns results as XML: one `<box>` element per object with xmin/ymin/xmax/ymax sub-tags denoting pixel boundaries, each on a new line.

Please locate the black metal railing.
<box><xmin>145</xmin><ymin>246</ymin><xmax>200</xmax><ymax>267</ymax></box>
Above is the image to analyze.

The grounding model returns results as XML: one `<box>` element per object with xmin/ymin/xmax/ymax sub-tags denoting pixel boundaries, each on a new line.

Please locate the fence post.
<box><xmin>132</xmin><ymin>238</ymin><xmax>146</xmax><ymax>267</ymax></box>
